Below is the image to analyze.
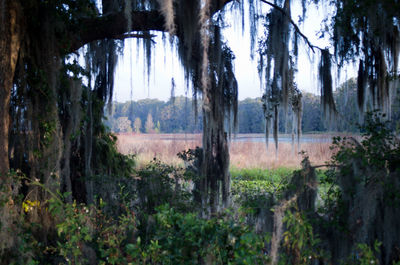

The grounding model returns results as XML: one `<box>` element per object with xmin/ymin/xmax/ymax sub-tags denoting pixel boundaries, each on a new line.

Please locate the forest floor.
<box><xmin>116</xmin><ymin>133</ymin><xmax>342</xmax><ymax>168</ymax></box>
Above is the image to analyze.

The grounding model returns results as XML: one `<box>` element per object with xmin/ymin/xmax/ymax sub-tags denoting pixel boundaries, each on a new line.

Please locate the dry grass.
<box><xmin>116</xmin><ymin>133</ymin><xmax>335</xmax><ymax>169</ymax></box>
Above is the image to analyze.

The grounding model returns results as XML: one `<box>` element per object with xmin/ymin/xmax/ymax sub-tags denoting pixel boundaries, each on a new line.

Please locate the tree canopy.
<box><xmin>0</xmin><ymin>0</ymin><xmax>399</xmax><ymax>222</ymax></box>
<box><xmin>0</xmin><ymin>0</ymin><xmax>400</xmax><ymax>263</ymax></box>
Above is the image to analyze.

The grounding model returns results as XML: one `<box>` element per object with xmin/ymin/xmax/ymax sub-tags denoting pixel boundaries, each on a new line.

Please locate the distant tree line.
<box><xmin>106</xmin><ymin>79</ymin><xmax>400</xmax><ymax>134</ymax></box>
<box><xmin>106</xmin><ymin>97</ymin><xmax>203</xmax><ymax>133</ymax></box>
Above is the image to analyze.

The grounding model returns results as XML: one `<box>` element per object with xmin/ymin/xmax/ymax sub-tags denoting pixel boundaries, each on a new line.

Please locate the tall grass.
<box><xmin>116</xmin><ymin>133</ymin><xmax>334</xmax><ymax>169</ymax></box>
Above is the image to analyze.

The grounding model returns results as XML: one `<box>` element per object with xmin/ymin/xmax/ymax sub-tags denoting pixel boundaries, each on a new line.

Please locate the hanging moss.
<box><xmin>157</xmin><ymin>0</ymin><xmax>175</xmax><ymax>36</ymax></box>
<box><xmin>7</xmin><ymin>0</ymin><xmax>132</xmax><ymax>209</ymax></box>
<box><xmin>167</xmin><ymin>0</ymin><xmax>242</xmax><ymax>212</ymax></box>
<box><xmin>124</xmin><ymin>0</ymin><xmax>132</xmax><ymax>31</ymax></box>
<box><xmin>259</xmin><ymin>0</ymin><xmax>292</xmax><ymax>152</ymax></box>
<box><xmin>318</xmin><ymin>48</ymin><xmax>337</xmax><ymax>122</ymax></box>
<box><xmin>333</xmin><ymin>0</ymin><xmax>400</xmax><ymax>119</ymax></box>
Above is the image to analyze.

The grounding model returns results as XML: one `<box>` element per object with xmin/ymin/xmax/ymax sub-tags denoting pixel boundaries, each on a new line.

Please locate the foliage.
<box><xmin>133</xmin><ymin>117</ymin><xmax>142</xmax><ymax>133</ymax></box>
<box><xmin>343</xmin><ymin>240</ymin><xmax>382</xmax><ymax>265</ymax></box>
<box><xmin>231</xmin><ymin>167</ymin><xmax>294</xmax><ymax>182</ymax></box>
<box><xmin>0</xmin><ymin>171</ymin><xmax>39</xmax><ymax>265</ymax></box>
<box><xmin>92</xmin><ymin>132</ymin><xmax>136</xmax><ymax>178</ymax></box>
<box><xmin>148</xmin><ymin>205</ymin><xmax>269</xmax><ymax>264</ymax></box>
<box><xmin>333</xmin><ymin>79</ymin><xmax>359</xmax><ymax>132</ymax></box>
<box><xmin>237</xmin><ymin>98</ymin><xmax>265</xmax><ymax>133</ymax></box>
<box><xmin>134</xmin><ymin>159</ymin><xmax>195</xmax><ymax>215</ymax></box>
<box><xmin>353</xmin><ymin>241</ymin><xmax>381</xmax><ymax>265</ymax></box>
<box><xmin>115</xmin><ymin>117</ymin><xmax>133</xmax><ymax>133</ymax></box>
<box><xmin>331</xmin><ymin>111</ymin><xmax>400</xmax><ymax>180</ymax></box>
<box><xmin>105</xmin><ymin>97</ymin><xmax>202</xmax><ymax>133</ymax></box>
<box><xmin>48</xmin><ymin>194</ymin><xmax>137</xmax><ymax>265</ymax></box>
<box><xmin>231</xmin><ymin>167</ymin><xmax>292</xmax><ymax>210</ymax></box>
<box><xmin>301</xmin><ymin>93</ymin><xmax>326</xmax><ymax>132</ymax></box>
<box><xmin>315</xmin><ymin>111</ymin><xmax>400</xmax><ymax>264</ymax></box>
<box><xmin>2</xmin><ymin>0</ymin><xmax>400</xmax><ymax>264</ymax></box>
<box><xmin>107</xmin><ymin>85</ymin><xmax>400</xmax><ymax>134</ymax></box>
<box><xmin>145</xmin><ymin>113</ymin><xmax>155</xmax><ymax>133</ymax></box>
<box><xmin>315</xmin><ymin>168</ymin><xmax>344</xmax><ymax>229</ymax></box>
<box><xmin>231</xmin><ymin>180</ymin><xmax>276</xmax><ymax>213</ymax></box>
<box><xmin>279</xmin><ymin>206</ymin><xmax>324</xmax><ymax>265</ymax></box>
<box><xmin>1</xmin><ymin>172</ymin><xmax>270</xmax><ymax>264</ymax></box>
<box><xmin>317</xmin><ymin>111</ymin><xmax>400</xmax><ymax>223</ymax></box>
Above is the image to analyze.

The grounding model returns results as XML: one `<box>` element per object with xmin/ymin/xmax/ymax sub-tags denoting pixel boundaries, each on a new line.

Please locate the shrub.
<box><xmin>47</xmin><ymin>197</ymin><xmax>269</xmax><ymax>264</ymax></box>
<box><xmin>147</xmin><ymin>205</ymin><xmax>269</xmax><ymax>264</ymax></box>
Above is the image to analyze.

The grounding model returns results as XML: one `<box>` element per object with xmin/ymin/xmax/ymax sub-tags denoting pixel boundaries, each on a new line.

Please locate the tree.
<box><xmin>145</xmin><ymin>113</ymin><xmax>155</xmax><ymax>133</ymax></box>
<box><xmin>0</xmin><ymin>1</ymin><xmax>22</xmax><ymax>177</ymax></box>
<box><xmin>134</xmin><ymin>117</ymin><xmax>142</xmax><ymax>133</ymax></box>
<box><xmin>155</xmin><ymin>121</ymin><xmax>161</xmax><ymax>133</ymax></box>
<box><xmin>237</xmin><ymin>98</ymin><xmax>264</xmax><ymax>133</ymax></box>
<box><xmin>1</xmin><ymin>0</ymin><xmax>400</xmax><ymax>263</ymax></box>
<box><xmin>334</xmin><ymin>78</ymin><xmax>359</xmax><ymax>132</ymax></box>
<box><xmin>0</xmin><ymin>0</ymin><xmax>224</xmax><ymax>175</ymax></box>
<box><xmin>1</xmin><ymin>0</ymin><xmax>399</xmax><ymax>215</ymax></box>
<box><xmin>301</xmin><ymin>93</ymin><xmax>325</xmax><ymax>132</ymax></box>
<box><xmin>116</xmin><ymin>117</ymin><xmax>132</xmax><ymax>133</ymax></box>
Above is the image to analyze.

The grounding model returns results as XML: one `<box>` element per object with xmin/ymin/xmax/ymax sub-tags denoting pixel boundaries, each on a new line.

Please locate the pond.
<box><xmin>231</xmin><ymin>134</ymin><xmax>333</xmax><ymax>143</ymax></box>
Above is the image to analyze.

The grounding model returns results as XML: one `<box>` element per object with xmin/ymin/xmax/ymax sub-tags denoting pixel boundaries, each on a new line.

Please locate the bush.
<box><xmin>47</xmin><ymin>198</ymin><xmax>269</xmax><ymax>264</ymax></box>
<box><xmin>134</xmin><ymin>159</ymin><xmax>195</xmax><ymax>215</ymax></box>
<box><xmin>230</xmin><ymin>168</ymin><xmax>292</xmax><ymax>212</ymax></box>
<box><xmin>148</xmin><ymin>205</ymin><xmax>269</xmax><ymax>264</ymax></box>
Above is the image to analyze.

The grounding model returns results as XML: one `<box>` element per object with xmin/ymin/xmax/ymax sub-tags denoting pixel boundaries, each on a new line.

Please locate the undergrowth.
<box><xmin>2</xmin><ymin>112</ymin><xmax>399</xmax><ymax>264</ymax></box>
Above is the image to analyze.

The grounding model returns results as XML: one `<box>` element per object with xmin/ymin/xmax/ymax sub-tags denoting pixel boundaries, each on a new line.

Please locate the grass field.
<box><xmin>116</xmin><ymin>133</ymin><xmax>337</xmax><ymax>168</ymax></box>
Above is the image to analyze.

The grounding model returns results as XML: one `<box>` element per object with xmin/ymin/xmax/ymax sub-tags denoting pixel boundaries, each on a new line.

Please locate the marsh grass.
<box><xmin>230</xmin><ymin>167</ymin><xmax>294</xmax><ymax>181</ymax></box>
<box><xmin>116</xmin><ymin>133</ymin><xmax>335</xmax><ymax>169</ymax></box>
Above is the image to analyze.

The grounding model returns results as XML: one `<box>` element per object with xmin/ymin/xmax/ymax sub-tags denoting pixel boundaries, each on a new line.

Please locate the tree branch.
<box><xmin>69</xmin><ymin>0</ymin><xmax>234</xmax><ymax>52</ymax></box>
<box><xmin>260</xmin><ymin>0</ymin><xmax>324</xmax><ymax>53</ymax></box>
<box><xmin>70</xmin><ymin>10</ymin><xmax>165</xmax><ymax>52</ymax></box>
<box><xmin>114</xmin><ymin>33</ymin><xmax>157</xmax><ymax>42</ymax></box>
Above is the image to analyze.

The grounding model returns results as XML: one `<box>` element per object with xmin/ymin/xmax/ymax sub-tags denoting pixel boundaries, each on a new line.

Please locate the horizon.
<box><xmin>111</xmin><ymin>89</ymin><xmax>328</xmax><ymax>104</ymax></box>
<box><xmin>112</xmin><ymin>2</ymin><xmax>356</xmax><ymax>104</ymax></box>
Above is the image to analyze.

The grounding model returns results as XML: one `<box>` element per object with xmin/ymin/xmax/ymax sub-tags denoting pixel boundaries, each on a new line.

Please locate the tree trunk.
<box><xmin>201</xmin><ymin>82</ymin><xmax>231</xmax><ymax>214</ymax></box>
<box><xmin>85</xmin><ymin>92</ymin><xmax>94</xmax><ymax>204</ymax></box>
<box><xmin>0</xmin><ymin>0</ymin><xmax>22</xmax><ymax>178</ymax></box>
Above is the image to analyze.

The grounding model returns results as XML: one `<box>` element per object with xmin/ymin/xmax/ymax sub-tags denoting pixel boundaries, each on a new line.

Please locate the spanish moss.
<box><xmin>333</xmin><ymin>0</ymin><xmax>400</xmax><ymax>120</ymax></box>
<box><xmin>259</xmin><ymin>0</ymin><xmax>292</xmax><ymax>152</ymax></box>
<box><xmin>318</xmin><ymin>48</ymin><xmax>337</xmax><ymax>122</ymax></box>
<box><xmin>157</xmin><ymin>0</ymin><xmax>175</xmax><ymax>36</ymax></box>
<box><xmin>124</xmin><ymin>0</ymin><xmax>132</xmax><ymax>32</ymax></box>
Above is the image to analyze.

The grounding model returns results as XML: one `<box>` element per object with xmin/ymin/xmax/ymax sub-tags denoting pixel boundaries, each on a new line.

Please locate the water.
<box><xmin>154</xmin><ymin>133</ymin><xmax>333</xmax><ymax>143</ymax></box>
<box><xmin>231</xmin><ymin>135</ymin><xmax>332</xmax><ymax>143</ymax></box>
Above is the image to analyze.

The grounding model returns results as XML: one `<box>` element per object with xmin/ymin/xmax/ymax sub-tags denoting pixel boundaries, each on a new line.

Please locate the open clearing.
<box><xmin>116</xmin><ymin>133</ymin><xmax>337</xmax><ymax>168</ymax></box>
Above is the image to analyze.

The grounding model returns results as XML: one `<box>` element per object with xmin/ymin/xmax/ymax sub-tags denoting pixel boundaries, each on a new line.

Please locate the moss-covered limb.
<box><xmin>200</xmin><ymin>41</ymin><xmax>238</xmax><ymax>213</ymax></box>
<box><xmin>69</xmin><ymin>0</ymin><xmax>233</xmax><ymax>52</ymax></box>
<box><xmin>2</xmin><ymin>0</ymin><xmax>234</xmax><ymax>181</ymax></box>
<box><xmin>70</xmin><ymin>10</ymin><xmax>164</xmax><ymax>51</ymax></box>
<box><xmin>59</xmin><ymin>76</ymin><xmax>82</xmax><ymax>203</ymax></box>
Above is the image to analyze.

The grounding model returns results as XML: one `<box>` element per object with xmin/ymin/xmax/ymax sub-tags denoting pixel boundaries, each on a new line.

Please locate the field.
<box><xmin>116</xmin><ymin>133</ymin><xmax>337</xmax><ymax>169</ymax></box>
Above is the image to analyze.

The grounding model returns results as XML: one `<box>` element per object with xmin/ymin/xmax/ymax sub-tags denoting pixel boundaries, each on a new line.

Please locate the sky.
<box><xmin>112</xmin><ymin>1</ymin><xmax>355</xmax><ymax>103</ymax></box>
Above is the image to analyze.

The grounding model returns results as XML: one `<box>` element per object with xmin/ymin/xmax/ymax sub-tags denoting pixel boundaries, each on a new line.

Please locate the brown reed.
<box><xmin>116</xmin><ymin>133</ymin><xmax>335</xmax><ymax>169</ymax></box>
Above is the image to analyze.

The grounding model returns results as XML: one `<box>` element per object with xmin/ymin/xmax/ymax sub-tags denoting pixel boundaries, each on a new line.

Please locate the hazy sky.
<box><xmin>113</xmin><ymin>1</ymin><xmax>354</xmax><ymax>102</ymax></box>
